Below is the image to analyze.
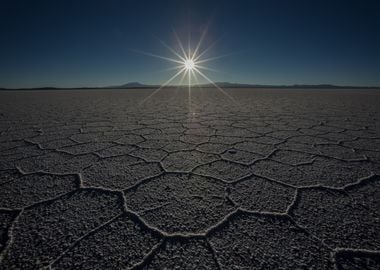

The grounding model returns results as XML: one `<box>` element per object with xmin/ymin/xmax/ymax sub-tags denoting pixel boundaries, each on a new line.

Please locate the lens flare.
<box><xmin>136</xmin><ymin>29</ymin><xmax>237</xmax><ymax>105</ymax></box>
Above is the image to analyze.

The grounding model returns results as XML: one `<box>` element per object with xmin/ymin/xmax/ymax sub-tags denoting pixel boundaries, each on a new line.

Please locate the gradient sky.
<box><xmin>0</xmin><ymin>0</ymin><xmax>379</xmax><ymax>88</ymax></box>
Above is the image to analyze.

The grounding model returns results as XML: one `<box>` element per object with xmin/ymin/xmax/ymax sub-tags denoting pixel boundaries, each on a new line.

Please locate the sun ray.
<box><xmin>158</xmin><ymin>65</ymin><xmax>184</xmax><ymax>73</ymax></box>
<box><xmin>196</xmin><ymin>52</ymin><xmax>235</xmax><ymax>64</ymax></box>
<box><xmin>188</xmin><ymin>31</ymin><xmax>191</xmax><ymax>59</ymax></box>
<box><xmin>173</xmin><ymin>30</ymin><xmax>188</xmax><ymax>60</ymax></box>
<box><xmin>196</xmin><ymin>65</ymin><xmax>220</xmax><ymax>73</ymax></box>
<box><xmin>139</xmin><ymin>67</ymin><xmax>186</xmax><ymax>105</ymax></box>
<box><xmin>193</xmin><ymin>68</ymin><xmax>238</xmax><ymax>104</ymax></box>
<box><xmin>192</xmin><ymin>25</ymin><xmax>209</xmax><ymax>60</ymax></box>
<box><xmin>131</xmin><ymin>49</ymin><xmax>183</xmax><ymax>64</ymax></box>
<box><xmin>191</xmin><ymin>69</ymin><xmax>200</xmax><ymax>85</ymax></box>
<box><xmin>187</xmin><ymin>69</ymin><xmax>196</xmax><ymax>111</ymax></box>
<box><xmin>177</xmin><ymin>68</ymin><xmax>188</xmax><ymax>86</ymax></box>
<box><xmin>193</xmin><ymin>35</ymin><xmax>224</xmax><ymax>62</ymax></box>
<box><xmin>154</xmin><ymin>36</ymin><xmax>187</xmax><ymax>62</ymax></box>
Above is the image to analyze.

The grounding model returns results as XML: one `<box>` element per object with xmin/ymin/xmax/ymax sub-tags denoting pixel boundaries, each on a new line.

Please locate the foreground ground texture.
<box><xmin>0</xmin><ymin>88</ymin><xmax>379</xmax><ymax>269</ymax></box>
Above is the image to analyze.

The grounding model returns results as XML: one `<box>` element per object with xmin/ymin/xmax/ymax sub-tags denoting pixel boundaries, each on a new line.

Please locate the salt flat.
<box><xmin>0</xmin><ymin>87</ymin><xmax>379</xmax><ymax>269</ymax></box>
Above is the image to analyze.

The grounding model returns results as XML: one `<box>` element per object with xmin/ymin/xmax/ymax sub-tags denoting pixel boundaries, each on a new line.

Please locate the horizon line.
<box><xmin>1</xmin><ymin>81</ymin><xmax>380</xmax><ymax>90</ymax></box>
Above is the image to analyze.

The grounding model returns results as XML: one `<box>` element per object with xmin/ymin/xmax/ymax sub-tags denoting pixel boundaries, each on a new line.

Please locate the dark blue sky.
<box><xmin>0</xmin><ymin>0</ymin><xmax>379</xmax><ymax>88</ymax></box>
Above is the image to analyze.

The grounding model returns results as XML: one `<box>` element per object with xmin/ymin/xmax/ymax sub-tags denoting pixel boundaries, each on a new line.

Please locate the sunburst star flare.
<box><xmin>136</xmin><ymin>30</ymin><xmax>237</xmax><ymax>105</ymax></box>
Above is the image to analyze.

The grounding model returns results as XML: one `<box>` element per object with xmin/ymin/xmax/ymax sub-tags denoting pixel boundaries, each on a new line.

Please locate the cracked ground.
<box><xmin>0</xmin><ymin>88</ymin><xmax>379</xmax><ymax>269</ymax></box>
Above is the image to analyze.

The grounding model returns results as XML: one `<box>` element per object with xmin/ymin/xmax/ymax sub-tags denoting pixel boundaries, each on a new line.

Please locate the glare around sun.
<box><xmin>184</xmin><ymin>59</ymin><xmax>195</xmax><ymax>70</ymax></box>
<box><xmin>135</xmin><ymin>29</ymin><xmax>229</xmax><ymax>94</ymax></box>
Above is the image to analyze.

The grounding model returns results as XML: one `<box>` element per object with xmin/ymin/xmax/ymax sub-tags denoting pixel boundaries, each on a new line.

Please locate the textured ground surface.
<box><xmin>0</xmin><ymin>87</ymin><xmax>379</xmax><ymax>269</ymax></box>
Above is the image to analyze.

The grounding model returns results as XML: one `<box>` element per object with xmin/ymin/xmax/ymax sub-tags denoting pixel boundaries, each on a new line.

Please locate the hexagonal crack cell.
<box><xmin>162</xmin><ymin>141</ymin><xmax>195</xmax><ymax>152</ymax></box>
<box><xmin>251</xmin><ymin>135</ymin><xmax>284</xmax><ymax>145</ymax></box>
<box><xmin>269</xmin><ymin>149</ymin><xmax>315</xmax><ymax>165</ymax></box>
<box><xmin>0</xmin><ymin>144</ymin><xmax>47</xmax><ymax>164</ymax></box>
<box><xmin>193</xmin><ymin>160</ymin><xmax>251</xmax><ymax>182</ymax></box>
<box><xmin>282</xmin><ymin>135</ymin><xmax>332</xmax><ymax>146</ymax></box>
<box><xmin>51</xmin><ymin>213</ymin><xmax>162</xmax><ymax>270</ymax></box>
<box><xmin>137</xmin><ymin>139</ymin><xmax>170</xmax><ymax>150</ymax></box>
<box><xmin>0</xmin><ymin>189</ymin><xmax>124</xmax><ymax>269</ymax></box>
<box><xmin>196</xmin><ymin>142</ymin><xmax>230</xmax><ymax>154</ymax></box>
<box><xmin>334</xmin><ymin>249</ymin><xmax>380</xmax><ymax>270</ymax></box>
<box><xmin>116</xmin><ymin>134</ymin><xmax>145</xmax><ymax>145</ymax></box>
<box><xmin>161</xmin><ymin>150</ymin><xmax>218</xmax><ymax>172</ymax></box>
<box><xmin>82</xmin><ymin>155</ymin><xmax>162</xmax><ymax>190</ymax></box>
<box><xmin>251</xmin><ymin>157</ymin><xmax>374</xmax><ymax>187</ymax></box>
<box><xmin>208</xmin><ymin>212</ymin><xmax>333</xmax><ymax>269</ymax></box>
<box><xmin>344</xmin><ymin>138</ymin><xmax>380</xmax><ymax>152</ymax></box>
<box><xmin>267</xmin><ymin>130</ymin><xmax>304</xmax><ymax>140</ymax></box>
<box><xmin>57</xmin><ymin>142</ymin><xmax>116</xmax><ymax>155</ymax></box>
<box><xmin>346</xmin><ymin>176</ymin><xmax>380</xmax><ymax>213</ymax></box>
<box><xmin>230</xmin><ymin>175</ymin><xmax>296</xmax><ymax>213</ymax></box>
<box><xmin>39</xmin><ymin>139</ymin><xmax>78</xmax><ymax>150</ymax></box>
<box><xmin>314</xmin><ymin>144</ymin><xmax>366</xmax><ymax>161</ymax></box>
<box><xmin>142</xmin><ymin>239</ymin><xmax>219</xmax><ymax>269</ymax></box>
<box><xmin>208</xmin><ymin>135</ymin><xmax>245</xmax><ymax>145</ymax></box>
<box><xmin>14</xmin><ymin>152</ymin><xmax>98</xmax><ymax>174</ymax></box>
<box><xmin>290</xmin><ymin>177</ymin><xmax>380</xmax><ymax>250</ymax></box>
<box><xmin>95</xmin><ymin>144</ymin><xmax>137</xmax><ymax>158</ymax></box>
<box><xmin>180</xmin><ymin>134</ymin><xmax>210</xmax><ymax>145</ymax></box>
<box><xmin>125</xmin><ymin>173</ymin><xmax>236</xmax><ymax>234</ymax></box>
<box><xmin>185</xmin><ymin>127</ymin><xmax>215</xmax><ymax>136</ymax></box>
<box><xmin>222</xmin><ymin>148</ymin><xmax>265</xmax><ymax>165</ymax></box>
<box><xmin>234</xmin><ymin>141</ymin><xmax>276</xmax><ymax>156</ymax></box>
<box><xmin>0</xmin><ymin>173</ymin><xmax>79</xmax><ymax>209</ymax></box>
<box><xmin>130</xmin><ymin>148</ymin><xmax>168</xmax><ymax>162</ymax></box>
<box><xmin>215</xmin><ymin>127</ymin><xmax>254</xmax><ymax>137</ymax></box>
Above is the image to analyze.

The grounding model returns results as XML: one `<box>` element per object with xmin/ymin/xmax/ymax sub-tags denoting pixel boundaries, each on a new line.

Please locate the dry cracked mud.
<box><xmin>0</xmin><ymin>87</ymin><xmax>379</xmax><ymax>269</ymax></box>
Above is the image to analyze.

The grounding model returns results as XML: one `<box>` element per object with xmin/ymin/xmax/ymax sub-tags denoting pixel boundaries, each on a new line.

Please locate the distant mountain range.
<box><xmin>1</xmin><ymin>82</ymin><xmax>379</xmax><ymax>90</ymax></box>
<box><xmin>105</xmin><ymin>82</ymin><xmax>380</xmax><ymax>89</ymax></box>
<box><xmin>105</xmin><ymin>82</ymin><xmax>157</xmax><ymax>88</ymax></box>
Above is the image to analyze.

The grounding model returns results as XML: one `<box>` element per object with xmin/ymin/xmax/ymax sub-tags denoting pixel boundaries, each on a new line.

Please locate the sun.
<box><xmin>135</xmin><ymin>29</ymin><xmax>237</xmax><ymax>105</ymax></box>
<box><xmin>132</xmin><ymin>29</ymin><xmax>220</xmax><ymax>90</ymax></box>
<box><xmin>184</xmin><ymin>59</ymin><xmax>195</xmax><ymax>70</ymax></box>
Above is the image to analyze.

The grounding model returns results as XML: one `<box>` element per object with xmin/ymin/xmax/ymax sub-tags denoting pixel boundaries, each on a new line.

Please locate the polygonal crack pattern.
<box><xmin>125</xmin><ymin>173</ymin><xmax>235</xmax><ymax>234</ymax></box>
<box><xmin>290</xmin><ymin>176</ymin><xmax>380</xmax><ymax>250</ymax></box>
<box><xmin>0</xmin><ymin>173</ymin><xmax>79</xmax><ymax>209</ymax></box>
<box><xmin>208</xmin><ymin>213</ymin><xmax>333</xmax><ymax>269</ymax></box>
<box><xmin>252</xmin><ymin>157</ymin><xmax>374</xmax><ymax>187</ymax></box>
<box><xmin>81</xmin><ymin>155</ymin><xmax>163</xmax><ymax>189</ymax></box>
<box><xmin>0</xmin><ymin>189</ymin><xmax>124</xmax><ymax>269</ymax></box>
<box><xmin>193</xmin><ymin>160</ymin><xmax>251</xmax><ymax>182</ymax></box>
<box><xmin>0</xmin><ymin>88</ymin><xmax>379</xmax><ymax>268</ymax></box>
<box><xmin>229</xmin><ymin>175</ymin><xmax>296</xmax><ymax>212</ymax></box>
<box><xmin>162</xmin><ymin>150</ymin><xmax>218</xmax><ymax>172</ymax></box>
<box><xmin>51</xmin><ymin>213</ymin><xmax>162</xmax><ymax>270</ymax></box>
